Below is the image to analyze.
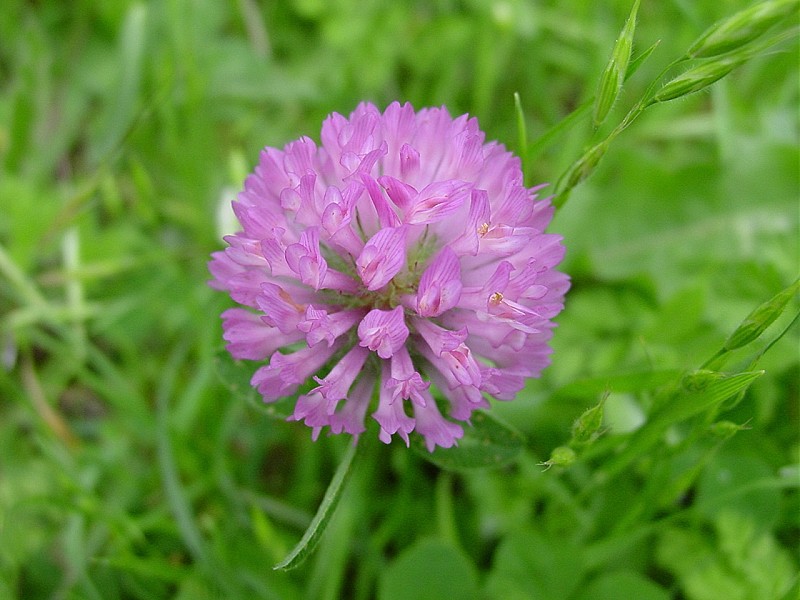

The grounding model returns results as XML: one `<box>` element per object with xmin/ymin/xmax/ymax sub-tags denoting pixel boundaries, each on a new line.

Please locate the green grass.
<box><xmin>1</xmin><ymin>1</ymin><xmax>798</xmax><ymax>598</ymax></box>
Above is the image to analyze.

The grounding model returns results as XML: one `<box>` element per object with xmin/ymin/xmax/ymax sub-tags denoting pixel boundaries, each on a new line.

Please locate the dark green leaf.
<box><xmin>576</xmin><ymin>571</ymin><xmax>670</xmax><ymax>600</ymax></box>
<box><xmin>378</xmin><ymin>538</ymin><xmax>479</xmax><ymax>600</ymax></box>
<box><xmin>485</xmin><ymin>530</ymin><xmax>585</xmax><ymax>600</ymax></box>
<box><xmin>412</xmin><ymin>410</ymin><xmax>524</xmax><ymax>471</ymax></box>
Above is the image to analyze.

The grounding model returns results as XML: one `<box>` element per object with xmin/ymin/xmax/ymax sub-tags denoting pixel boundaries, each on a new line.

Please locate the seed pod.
<box><xmin>724</xmin><ymin>279</ymin><xmax>800</xmax><ymax>351</ymax></box>
<box><xmin>593</xmin><ymin>0</ymin><xmax>641</xmax><ymax>126</ymax></box>
<box><xmin>688</xmin><ymin>0</ymin><xmax>799</xmax><ymax>59</ymax></box>
<box><xmin>709</xmin><ymin>420</ymin><xmax>750</xmax><ymax>440</ymax></box>
<box><xmin>649</xmin><ymin>56</ymin><xmax>743</xmax><ymax>104</ymax></box>
<box><xmin>558</xmin><ymin>141</ymin><xmax>610</xmax><ymax>194</ymax></box>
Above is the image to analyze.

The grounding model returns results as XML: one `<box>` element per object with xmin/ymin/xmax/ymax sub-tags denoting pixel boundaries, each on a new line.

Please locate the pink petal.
<box><xmin>297</xmin><ymin>306</ymin><xmax>364</xmax><ymax>347</ymax></box>
<box><xmin>285</xmin><ymin>227</ymin><xmax>328</xmax><ymax>290</ymax></box>
<box><xmin>414</xmin><ymin>394</ymin><xmax>464</xmax><ymax>452</ymax></box>
<box><xmin>356</xmin><ymin>226</ymin><xmax>408</xmax><ymax>291</ymax></box>
<box><xmin>329</xmin><ymin>375</ymin><xmax>375</xmax><ymax>437</ymax></box>
<box><xmin>312</xmin><ymin>345</ymin><xmax>370</xmax><ymax>402</ymax></box>
<box><xmin>385</xmin><ymin>346</ymin><xmax>430</xmax><ymax>407</ymax></box>
<box><xmin>377</xmin><ymin>175</ymin><xmax>417</xmax><ymax>212</ymax></box>
<box><xmin>415</xmin><ymin>246</ymin><xmax>462</xmax><ymax>317</ymax></box>
<box><xmin>413</xmin><ymin>318</ymin><xmax>468</xmax><ymax>356</ymax></box>
<box><xmin>405</xmin><ymin>180</ymin><xmax>471</xmax><ymax>225</ymax></box>
<box><xmin>221</xmin><ymin>308</ymin><xmax>303</xmax><ymax>360</ymax></box>
<box><xmin>373</xmin><ymin>362</ymin><xmax>416</xmax><ymax>446</ymax></box>
<box><xmin>252</xmin><ymin>342</ymin><xmax>341</xmax><ymax>401</ymax></box>
<box><xmin>358</xmin><ymin>306</ymin><xmax>410</xmax><ymax>359</ymax></box>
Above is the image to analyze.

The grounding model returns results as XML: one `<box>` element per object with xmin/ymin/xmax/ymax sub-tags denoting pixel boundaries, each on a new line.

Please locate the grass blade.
<box><xmin>156</xmin><ymin>343</ymin><xmax>209</xmax><ymax>565</ymax></box>
<box><xmin>513</xmin><ymin>92</ymin><xmax>530</xmax><ymax>184</ymax></box>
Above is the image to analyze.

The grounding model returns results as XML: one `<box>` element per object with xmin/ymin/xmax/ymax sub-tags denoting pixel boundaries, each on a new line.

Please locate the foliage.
<box><xmin>1</xmin><ymin>0</ymin><xmax>797</xmax><ymax>598</ymax></box>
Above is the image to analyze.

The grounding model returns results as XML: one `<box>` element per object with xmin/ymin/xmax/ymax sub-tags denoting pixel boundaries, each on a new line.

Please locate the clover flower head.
<box><xmin>210</xmin><ymin>102</ymin><xmax>569</xmax><ymax>451</ymax></box>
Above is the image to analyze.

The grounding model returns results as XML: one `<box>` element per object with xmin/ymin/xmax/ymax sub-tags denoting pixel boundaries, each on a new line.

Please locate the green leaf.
<box><xmin>576</xmin><ymin>571</ymin><xmax>670</xmax><ymax>600</ymax></box>
<box><xmin>656</xmin><ymin>512</ymin><xmax>796</xmax><ymax>600</ymax></box>
<box><xmin>93</xmin><ymin>554</ymin><xmax>188</xmax><ymax>582</ymax></box>
<box><xmin>667</xmin><ymin>369</ymin><xmax>764</xmax><ymax>421</ymax></box>
<box><xmin>156</xmin><ymin>344</ymin><xmax>210</xmax><ymax>567</ymax></box>
<box><xmin>625</xmin><ymin>39</ymin><xmax>661</xmax><ymax>79</ymax></box>
<box><xmin>273</xmin><ymin>440</ymin><xmax>360</xmax><ymax>571</ymax></box>
<box><xmin>91</xmin><ymin>3</ymin><xmax>148</xmax><ymax>164</ymax></box>
<box><xmin>485</xmin><ymin>529</ymin><xmax>585</xmax><ymax>600</ymax></box>
<box><xmin>694</xmin><ymin>451</ymin><xmax>783</xmax><ymax>529</ymax></box>
<box><xmin>378</xmin><ymin>538</ymin><xmax>479</xmax><ymax>600</ymax></box>
<box><xmin>412</xmin><ymin>410</ymin><xmax>524</xmax><ymax>471</ymax></box>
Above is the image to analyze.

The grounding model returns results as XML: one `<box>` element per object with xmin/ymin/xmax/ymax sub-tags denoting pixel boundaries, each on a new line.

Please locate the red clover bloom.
<box><xmin>209</xmin><ymin>102</ymin><xmax>569</xmax><ymax>451</ymax></box>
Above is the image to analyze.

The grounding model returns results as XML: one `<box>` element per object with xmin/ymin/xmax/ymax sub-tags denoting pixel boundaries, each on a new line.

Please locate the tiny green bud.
<box><xmin>724</xmin><ymin>279</ymin><xmax>800</xmax><ymax>351</ymax></box>
<box><xmin>593</xmin><ymin>0</ymin><xmax>640</xmax><ymax>126</ymax></box>
<box><xmin>709</xmin><ymin>420</ymin><xmax>751</xmax><ymax>440</ymax></box>
<box><xmin>688</xmin><ymin>0</ymin><xmax>799</xmax><ymax>59</ymax></box>
<box><xmin>650</xmin><ymin>56</ymin><xmax>743</xmax><ymax>104</ymax></box>
<box><xmin>571</xmin><ymin>394</ymin><xmax>607</xmax><ymax>445</ymax></box>
<box><xmin>540</xmin><ymin>446</ymin><xmax>577</xmax><ymax>470</ymax></box>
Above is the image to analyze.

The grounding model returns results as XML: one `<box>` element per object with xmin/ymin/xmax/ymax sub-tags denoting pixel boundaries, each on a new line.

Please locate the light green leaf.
<box><xmin>91</xmin><ymin>3</ymin><xmax>148</xmax><ymax>164</ymax></box>
<box><xmin>656</xmin><ymin>511</ymin><xmax>796</xmax><ymax>600</ymax></box>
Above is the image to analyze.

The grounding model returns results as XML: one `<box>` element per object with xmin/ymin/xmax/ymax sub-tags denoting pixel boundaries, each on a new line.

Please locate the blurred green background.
<box><xmin>1</xmin><ymin>1</ymin><xmax>797</xmax><ymax>599</ymax></box>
